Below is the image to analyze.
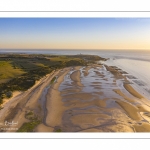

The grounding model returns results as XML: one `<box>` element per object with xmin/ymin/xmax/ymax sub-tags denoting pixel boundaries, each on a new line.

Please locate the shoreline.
<box><xmin>103</xmin><ymin>58</ymin><xmax>150</xmax><ymax>100</ymax></box>
<box><xmin>1</xmin><ymin>62</ymin><xmax>150</xmax><ymax>132</ymax></box>
<box><xmin>38</xmin><ymin>64</ymin><xmax>150</xmax><ymax>132</ymax></box>
<box><xmin>0</xmin><ymin>71</ymin><xmax>55</xmax><ymax>109</ymax></box>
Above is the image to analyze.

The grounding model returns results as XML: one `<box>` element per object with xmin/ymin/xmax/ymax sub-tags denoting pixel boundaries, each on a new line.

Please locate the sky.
<box><xmin>0</xmin><ymin>18</ymin><xmax>150</xmax><ymax>50</ymax></box>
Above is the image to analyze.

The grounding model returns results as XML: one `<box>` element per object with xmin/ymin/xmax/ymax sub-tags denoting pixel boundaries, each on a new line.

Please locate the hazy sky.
<box><xmin>0</xmin><ymin>18</ymin><xmax>150</xmax><ymax>50</ymax></box>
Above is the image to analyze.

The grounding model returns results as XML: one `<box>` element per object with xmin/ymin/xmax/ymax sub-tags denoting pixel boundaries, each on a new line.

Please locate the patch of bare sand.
<box><xmin>82</xmin><ymin>66</ymin><xmax>91</xmax><ymax>76</ymax></box>
<box><xmin>114</xmin><ymin>89</ymin><xmax>150</xmax><ymax>115</ymax></box>
<box><xmin>34</xmin><ymin>123</ymin><xmax>54</xmax><ymax>132</ymax></box>
<box><xmin>114</xmin><ymin>89</ymin><xmax>136</xmax><ymax>103</ymax></box>
<box><xmin>63</xmin><ymin>97</ymin><xmax>106</xmax><ymax>108</ymax></box>
<box><xmin>62</xmin><ymin>93</ymin><xmax>94</xmax><ymax>101</ymax></box>
<box><xmin>91</xmin><ymin>64</ymin><xmax>102</xmax><ymax>69</ymax></box>
<box><xmin>139</xmin><ymin>98</ymin><xmax>150</xmax><ymax>108</ymax></box>
<box><xmin>104</xmin><ymin>124</ymin><xmax>134</xmax><ymax>132</ymax></box>
<box><xmin>60</xmin><ymin>89</ymin><xmax>81</xmax><ymax>95</ymax></box>
<box><xmin>75</xmin><ymin>118</ymin><xmax>133</xmax><ymax>132</ymax></box>
<box><xmin>94</xmin><ymin>70</ymin><xmax>105</xmax><ymax>77</ymax></box>
<box><xmin>74</xmin><ymin>66</ymin><xmax>82</xmax><ymax>70</ymax></box>
<box><xmin>105</xmin><ymin>65</ymin><xmax>125</xmax><ymax>79</ymax></box>
<box><xmin>133</xmin><ymin>122</ymin><xmax>150</xmax><ymax>132</ymax></box>
<box><xmin>140</xmin><ymin>112</ymin><xmax>150</xmax><ymax>123</ymax></box>
<box><xmin>110</xmin><ymin>108</ymin><xmax>134</xmax><ymax>123</ymax></box>
<box><xmin>71</xmin><ymin>114</ymin><xmax>111</xmax><ymax>129</ymax></box>
<box><xmin>46</xmin><ymin>89</ymin><xmax>64</xmax><ymax>127</ymax></box>
<box><xmin>94</xmin><ymin>64</ymin><xmax>103</xmax><ymax>68</ymax></box>
<box><xmin>70</xmin><ymin>70</ymin><xmax>83</xmax><ymax>86</ymax></box>
<box><xmin>136</xmin><ymin>104</ymin><xmax>150</xmax><ymax>112</ymax></box>
<box><xmin>124</xmin><ymin>84</ymin><xmax>144</xmax><ymax>99</ymax></box>
<box><xmin>45</xmin><ymin>68</ymin><xmax>70</xmax><ymax>127</ymax></box>
<box><xmin>81</xmin><ymin>128</ymin><xmax>104</xmax><ymax>132</ymax></box>
<box><xmin>116</xmin><ymin>100</ymin><xmax>142</xmax><ymax>121</ymax></box>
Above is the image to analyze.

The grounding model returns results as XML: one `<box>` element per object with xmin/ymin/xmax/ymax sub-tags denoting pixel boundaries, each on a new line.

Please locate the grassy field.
<box><xmin>0</xmin><ymin>61</ymin><xmax>25</xmax><ymax>83</ymax></box>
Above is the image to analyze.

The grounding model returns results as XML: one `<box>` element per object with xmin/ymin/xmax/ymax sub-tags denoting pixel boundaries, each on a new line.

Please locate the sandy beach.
<box><xmin>1</xmin><ymin>64</ymin><xmax>150</xmax><ymax>132</ymax></box>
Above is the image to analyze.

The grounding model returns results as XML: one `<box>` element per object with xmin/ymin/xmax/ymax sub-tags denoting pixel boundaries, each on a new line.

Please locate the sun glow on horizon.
<box><xmin>1</xmin><ymin>18</ymin><xmax>150</xmax><ymax>50</ymax></box>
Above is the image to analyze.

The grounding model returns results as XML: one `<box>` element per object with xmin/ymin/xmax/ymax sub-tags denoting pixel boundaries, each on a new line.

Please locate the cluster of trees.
<box><xmin>67</xmin><ymin>55</ymin><xmax>107</xmax><ymax>64</ymax></box>
<box><xmin>0</xmin><ymin>67</ymin><xmax>52</xmax><ymax>104</ymax></box>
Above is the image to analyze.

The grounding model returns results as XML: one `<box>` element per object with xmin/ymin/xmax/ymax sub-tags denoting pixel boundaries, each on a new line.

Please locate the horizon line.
<box><xmin>0</xmin><ymin>48</ymin><xmax>150</xmax><ymax>51</ymax></box>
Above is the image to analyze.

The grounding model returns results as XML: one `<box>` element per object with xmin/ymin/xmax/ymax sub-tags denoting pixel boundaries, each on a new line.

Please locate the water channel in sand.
<box><xmin>44</xmin><ymin>64</ymin><xmax>150</xmax><ymax>132</ymax></box>
<box><xmin>1</xmin><ymin>64</ymin><xmax>150</xmax><ymax>132</ymax></box>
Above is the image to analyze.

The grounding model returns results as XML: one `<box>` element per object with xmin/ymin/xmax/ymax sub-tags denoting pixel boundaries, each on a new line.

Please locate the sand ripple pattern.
<box><xmin>45</xmin><ymin>65</ymin><xmax>150</xmax><ymax>132</ymax></box>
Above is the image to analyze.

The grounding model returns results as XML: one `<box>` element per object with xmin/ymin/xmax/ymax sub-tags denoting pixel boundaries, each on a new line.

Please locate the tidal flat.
<box><xmin>0</xmin><ymin>54</ymin><xmax>150</xmax><ymax>132</ymax></box>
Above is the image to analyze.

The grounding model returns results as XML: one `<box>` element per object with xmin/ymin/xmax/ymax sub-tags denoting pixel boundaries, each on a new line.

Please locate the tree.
<box><xmin>6</xmin><ymin>91</ymin><xmax>13</xmax><ymax>98</ymax></box>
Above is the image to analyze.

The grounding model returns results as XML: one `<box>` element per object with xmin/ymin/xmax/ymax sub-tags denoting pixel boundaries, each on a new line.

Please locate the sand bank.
<box><xmin>45</xmin><ymin>68</ymin><xmax>70</xmax><ymax>128</ymax></box>
<box><xmin>124</xmin><ymin>83</ymin><xmax>144</xmax><ymax>99</ymax></box>
<box><xmin>1</xmin><ymin>64</ymin><xmax>150</xmax><ymax>132</ymax></box>
<box><xmin>116</xmin><ymin>100</ymin><xmax>142</xmax><ymax>121</ymax></box>
<box><xmin>45</xmin><ymin>65</ymin><xmax>150</xmax><ymax>132</ymax></box>
<box><xmin>70</xmin><ymin>69</ymin><xmax>83</xmax><ymax>86</ymax></box>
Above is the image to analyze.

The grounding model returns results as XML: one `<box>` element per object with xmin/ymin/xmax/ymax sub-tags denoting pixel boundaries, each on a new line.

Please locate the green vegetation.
<box><xmin>0</xmin><ymin>98</ymin><xmax>3</xmax><ymax>104</ymax></box>
<box><xmin>17</xmin><ymin>119</ymin><xmax>41</xmax><ymax>132</ymax></box>
<box><xmin>0</xmin><ymin>61</ymin><xmax>25</xmax><ymax>84</ymax></box>
<box><xmin>17</xmin><ymin>111</ymin><xmax>41</xmax><ymax>132</ymax></box>
<box><xmin>5</xmin><ymin>91</ymin><xmax>13</xmax><ymax>98</ymax></box>
<box><xmin>50</xmin><ymin>76</ymin><xmax>56</xmax><ymax>84</ymax></box>
<box><xmin>55</xmin><ymin>129</ymin><xmax>62</xmax><ymax>132</ymax></box>
<box><xmin>25</xmin><ymin>111</ymin><xmax>35</xmax><ymax>120</ymax></box>
<box><xmin>0</xmin><ymin>106</ymin><xmax>3</xmax><ymax>110</ymax></box>
<box><xmin>0</xmin><ymin>54</ymin><xmax>105</xmax><ymax>105</ymax></box>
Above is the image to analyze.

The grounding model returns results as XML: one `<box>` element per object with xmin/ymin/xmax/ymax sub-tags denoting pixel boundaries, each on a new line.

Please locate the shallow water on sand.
<box><xmin>104</xmin><ymin>58</ymin><xmax>150</xmax><ymax>100</ymax></box>
<box><xmin>55</xmin><ymin>65</ymin><xmax>150</xmax><ymax>132</ymax></box>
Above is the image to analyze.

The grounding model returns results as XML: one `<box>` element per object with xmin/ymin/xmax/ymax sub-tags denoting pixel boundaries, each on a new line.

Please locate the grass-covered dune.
<box><xmin>0</xmin><ymin>61</ymin><xmax>25</xmax><ymax>84</ymax></box>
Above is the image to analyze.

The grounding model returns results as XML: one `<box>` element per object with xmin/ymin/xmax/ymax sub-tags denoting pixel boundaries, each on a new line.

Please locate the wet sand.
<box><xmin>124</xmin><ymin>83</ymin><xmax>144</xmax><ymax>99</ymax></box>
<box><xmin>44</xmin><ymin>64</ymin><xmax>150</xmax><ymax>132</ymax></box>
<box><xmin>1</xmin><ymin>64</ymin><xmax>150</xmax><ymax>132</ymax></box>
<box><xmin>46</xmin><ymin>63</ymin><xmax>150</xmax><ymax>132</ymax></box>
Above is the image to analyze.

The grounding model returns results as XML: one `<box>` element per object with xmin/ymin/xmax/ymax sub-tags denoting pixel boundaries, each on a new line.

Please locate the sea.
<box><xmin>0</xmin><ymin>49</ymin><xmax>150</xmax><ymax>99</ymax></box>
